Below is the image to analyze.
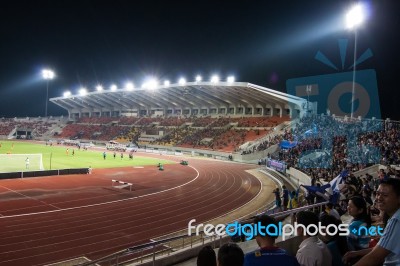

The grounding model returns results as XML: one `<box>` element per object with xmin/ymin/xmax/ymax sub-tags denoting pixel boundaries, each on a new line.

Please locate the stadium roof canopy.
<box><xmin>50</xmin><ymin>82</ymin><xmax>307</xmax><ymax>118</ymax></box>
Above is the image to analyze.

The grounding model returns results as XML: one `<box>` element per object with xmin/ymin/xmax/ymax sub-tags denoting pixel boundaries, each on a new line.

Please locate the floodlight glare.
<box><xmin>110</xmin><ymin>84</ymin><xmax>117</xmax><ymax>91</ymax></box>
<box><xmin>147</xmin><ymin>79</ymin><xmax>158</xmax><ymax>90</ymax></box>
<box><xmin>227</xmin><ymin>76</ymin><xmax>235</xmax><ymax>83</ymax></box>
<box><xmin>211</xmin><ymin>75</ymin><xmax>220</xmax><ymax>83</ymax></box>
<box><xmin>42</xmin><ymin>68</ymin><xmax>56</xmax><ymax>117</ymax></box>
<box><xmin>164</xmin><ymin>80</ymin><xmax>170</xmax><ymax>86</ymax></box>
<box><xmin>42</xmin><ymin>69</ymin><xmax>55</xmax><ymax>80</ymax></box>
<box><xmin>79</xmin><ymin>88</ymin><xmax>87</xmax><ymax>96</ymax></box>
<box><xmin>179</xmin><ymin>78</ymin><xmax>186</xmax><ymax>85</ymax></box>
<box><xmin>96</xmin><ymin>85</ymin><xmax>103</xmax><ymax>91</ymax></box>
<box><xmin>346</xmin><ymin>4</ymin><xmax>365</xmax><ymax>29</ymax></box>
<box><xmin>125</xmin><ymin>82</ymin><xmax>134</xmax><ymax>91</ymax></box>
<box><xmin>195</xmin><ymin>75</ymin><xmax>202</xmax><ymax>82</ymax></box>
<box><xmin>63</xmin><ymin>91</ymin><xmax>71</xmax><ymax>97</ymax></box>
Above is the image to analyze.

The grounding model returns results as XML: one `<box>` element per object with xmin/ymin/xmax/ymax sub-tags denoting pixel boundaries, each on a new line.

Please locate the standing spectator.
<box><xmin>296</xmin><ymin>211</ymin><xmax>332</xmax><ymax>266</ymax></box>
<box><xmin>103</xmin><ymin>151</ymin><xmax>106</xmax><ymax>160</ymax></box>
<box><xmin>197</xmin><ymin>245</ymin><xmax>216</xmax><ymax>266</ymax></box>
<box><xmin>353</xmin><ymin>178</ymin><xmax>400</xmax><ymax>266</ymax></box>
<box><xmin>282</xmin><ymin>185</ymin><xmax>289</xmax><ymax>211</ymax></box>
<box><xmin>244</xmin><ymin>215</ymin><xmax>299</xmax><ymax>266</ymax></box>
<box><xmin>218</xmin><ymin>243</ymin><xmax>244</xmax><ymax>266</ymax></box>
<box><xmin>273</xmin><ymin>188</ymin><xmax>282</xmax><ymax>211</ymax></box>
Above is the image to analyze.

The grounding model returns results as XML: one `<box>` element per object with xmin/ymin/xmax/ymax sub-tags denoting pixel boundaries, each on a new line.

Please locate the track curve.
<box><xmin>0</xmin><ymin>157</ymin><xmax>262</xmax><ymax>265</ymax></box>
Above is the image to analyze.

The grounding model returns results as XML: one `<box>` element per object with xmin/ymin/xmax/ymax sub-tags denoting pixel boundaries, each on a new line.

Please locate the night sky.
<box><xmin>0</xmin><ymin>0</ymin><xmax>399</xmax><ymax>119</ymax></box>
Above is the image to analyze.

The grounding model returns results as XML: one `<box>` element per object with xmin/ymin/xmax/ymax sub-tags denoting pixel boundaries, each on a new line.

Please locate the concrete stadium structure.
<box><xmin>50</xmin><ymin>82</ymin><xmax>308</xmax><ymax>120</ymax></box>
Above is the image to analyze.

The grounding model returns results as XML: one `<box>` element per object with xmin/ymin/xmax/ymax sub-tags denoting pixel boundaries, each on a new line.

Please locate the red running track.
<box><xmin>0</xmin><ymin>157</ymin><xmax>261</xmax><ymax>266</ymax></box>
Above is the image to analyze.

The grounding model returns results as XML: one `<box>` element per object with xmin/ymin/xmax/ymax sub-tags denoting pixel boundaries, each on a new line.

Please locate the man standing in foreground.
<box><xmin>354</xmin><ymin>178</ymin><xmax>400</xmax><ymax>266</ymax></box>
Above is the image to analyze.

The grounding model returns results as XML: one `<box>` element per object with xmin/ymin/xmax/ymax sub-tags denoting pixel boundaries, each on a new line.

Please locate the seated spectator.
<box><xmin>353</xmin><ymin>178</ymin><xmax>400</xmax><ymax>266</ymax></box>
<box><xmin>346</xmin><ymin>196</ymin><xmax>371</xmax><ymax>252</ymax></box>
<box><xmin>217</xmin><ymin>242</ymin><xmax>244</xmax><ymax>266</ymax></box>
<box><xmin>197</xmin><ymin>245</ymin><xmax>216</xmax><ymax>266</ymax></box>
<box><xmin>244</xmin><ymin>214</ymin><xmax>299</xmax><ymax>266</ymax></box>
<box><xmin>325</xmin><ymin>202</ymin><xmax>341</xmax><ymax>221</ymax></box>
<box><xmin>320</xmin><ymin>214</ymin><xmax>347</xmax><ymax>266</ymax></box>
<box><xmin>296</xmin><ymin>211</ymin><xmax>332</xmax><ymax>266</ymax></box>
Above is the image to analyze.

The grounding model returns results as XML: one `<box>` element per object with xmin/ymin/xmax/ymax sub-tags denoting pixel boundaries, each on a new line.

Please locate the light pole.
<box><xmin>42</xmin><ymin>69</ymin><xmax>55</xmax><ymax>117</ymax></box>
<box><xmin>346</xmin><ymin>4</ymin><xmax>365</xmax><ymax>119</ymax></box>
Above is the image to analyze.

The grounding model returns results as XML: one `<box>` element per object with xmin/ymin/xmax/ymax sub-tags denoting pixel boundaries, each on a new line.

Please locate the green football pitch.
<box><xmin>0</xmin><ymin>140</ymin><xmax>175</xmax><ymax>172</ymax></box>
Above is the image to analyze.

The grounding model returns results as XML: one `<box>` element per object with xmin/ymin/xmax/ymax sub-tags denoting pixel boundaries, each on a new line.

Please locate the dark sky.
<box><xmin>0</xmin><ymin>0</ymin><xmax>399</xmax><ymax>119</ymax></box>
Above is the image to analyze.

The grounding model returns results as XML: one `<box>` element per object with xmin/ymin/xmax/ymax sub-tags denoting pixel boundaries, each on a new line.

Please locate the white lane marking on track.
<box><xmin>0</xmin><ymin>166</ymin><xmax>199</xmax><ymax>219</ymax></box>
<box><xmin>0</xmin><ymin>185</ymin><xmax>61</xmax><ymax>210</ymax></box>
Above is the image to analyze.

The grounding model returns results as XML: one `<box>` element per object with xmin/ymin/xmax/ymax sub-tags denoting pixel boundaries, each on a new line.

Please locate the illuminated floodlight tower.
<box><xmin>346</xmin><ymin>3</ymin><xmax>365</xmax><ymax>119</ymax></box>
<box><xmin>42</xmin><ymin>69</ymin><xmax>55</xmax><ymax>117</ymax></box>
<box><xmin>227</xmin><ymin>76</ymin><xmax>235</xmax><ymax>83</ymax></box>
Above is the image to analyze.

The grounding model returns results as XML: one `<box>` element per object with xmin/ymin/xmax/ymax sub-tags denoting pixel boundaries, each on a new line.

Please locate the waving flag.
<box><xmin>329</xmin><ymin>170</ymin><xmax>348</xmax><ymax>193</ymax></box>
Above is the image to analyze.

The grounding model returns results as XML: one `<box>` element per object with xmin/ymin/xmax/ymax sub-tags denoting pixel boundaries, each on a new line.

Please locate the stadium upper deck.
<box><xmin>50</xmin><ymin>82</ymin><xmax>308</xmax><ymax>120</ymax></box>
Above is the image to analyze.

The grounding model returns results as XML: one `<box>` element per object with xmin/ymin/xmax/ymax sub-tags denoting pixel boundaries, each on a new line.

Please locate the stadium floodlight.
<box><xmin>178</xmin><ymin>78</ymin><xmax>186</xmax><ymax>85</ymax></box>
<box><xmin>79</xmin><ymin>88</ymin><xmax>87</xmax><ymax>96</ymax></box>
<box><xmin>147</xmin><ymin>79</ymin><xmax>158</xmax><ymax>90</ymax></box>
<box><xmin>164</xmin><ymin>80</ymin><xmax>170</xmax><ymax>86</ymax></box>
<box><xmin>125</xmin><ymin>82</ymin><xmax>134</xmax><ymax>91</ymax></box>
<box><xmin>195</xmin><ymin>75</ymin><xmax>202</xmax><ymax>82</ymax></box>
<box><xmin>346</xmin><ymin>4</ymin><xmax>365</xmax><ymax>29</ymax></box>
<box><xmin>63</xmin><ymin>91</ymin><xmax>71</xmax><ymax>97</ymax></box>
<box><xmin>110</xmin><ymin>84</ymin><xmax>117</xmax><ymax>91</ymax></box>
<box><xmin>96</xmin><ymin>85</ymin><xmax>103</xmax><ymax>91</ymax></box>
<box><xmin>211</xmin><ymin>75</ymin><xmax>220</xmax><ymax>83</ymax></box>
<box><xmin>345</xmin><ymin>3</ymin><xmax>365</xmax><ymax>119</ymax></box>
<box><xmin>227</xmin><ymin>76</ymin><xmax>235</xmax><ymax>83</ymax></box>
<box><xmin>42</xmin><ymin>68</ymin><xmax>55</xmax><ymax>117</ymax></box>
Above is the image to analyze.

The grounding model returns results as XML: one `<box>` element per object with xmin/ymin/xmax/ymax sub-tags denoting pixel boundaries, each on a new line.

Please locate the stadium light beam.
<box><xmin>79</xmin><ymin>88</ymin><xmax>87</xmax><ymax>96</ymax></box>
<box><xmin>63</xmin><ymin>91</ymin><xmax>71</xmax><ymax>97</ymax></box>
<box><xmin>195</xmin><ymin>75</ymin><xmax>202</xmax><ymax>82</ymax></box>
<box><xmin>147</xmin><ymin>79</ymin><xmax>158</xmax><ymax>90</ymax></box>
<box><xmin>346</xmin><ymin>3</ymin><xmax>365</xmax><ymax>119</ymax></box>
<box><xmin>42</xmin><ymin>69</ymin><xmax>55</xmax><ymax>117</ymax></box>
<box><xmin>164</xmin><ymin>80</ymin><xmax>170</xmax><ymax>87</ymax></box>
<box><xmin>227</xmin><ymin>76</ymin><xmax>235</xmax><ymax>83</ymax></box>
<box><xmin>96</xmin><ymin>85</ymin><xmax>103</xmax><ymax>92</ymax></box>
<box><xmin>110</xmin><ymin>84</ymin><xmax>117</xmax><ymax>91</ymax></box>
<box><xmin>178</xmin><ymin>78</ymin><xmax>186</xmax><ymax>85</ymax></box>
<box><xmin>211</xmin><ymin>75</ymin><xmax>219</xmax><ymax>84</ymax></box>
<box><xmin>125</xmin><ymin>82</ymin><xmax>134</xmax><ymax>91</ymax></box>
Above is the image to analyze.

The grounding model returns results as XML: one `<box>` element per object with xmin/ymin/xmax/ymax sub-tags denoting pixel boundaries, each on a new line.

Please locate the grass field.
<box><xmin>0</xmin><ymin>140</ymin><xmax>175</xmax><ymax>172</ymax></box>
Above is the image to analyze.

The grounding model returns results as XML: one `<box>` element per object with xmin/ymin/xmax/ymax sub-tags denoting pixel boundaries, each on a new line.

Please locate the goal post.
<box><xmin>0</xmin><ymin>153</ymin><xmax>44</xmax><ymax>173</ymax></box>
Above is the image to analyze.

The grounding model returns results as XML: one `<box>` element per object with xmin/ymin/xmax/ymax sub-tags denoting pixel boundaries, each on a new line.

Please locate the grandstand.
<box><xmin>50</xmin><ymin>82</ymin><xmax>307</xmax><ymax>119</ymax></box>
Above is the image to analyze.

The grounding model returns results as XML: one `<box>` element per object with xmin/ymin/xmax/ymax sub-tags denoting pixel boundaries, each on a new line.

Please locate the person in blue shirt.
<box><xmin>244</xmin><ymin>214</ymin><xmax>299</xmax><ymax>266</ymax></box>
<box><xmin>346</xmin><ymin>196</ymin><xmax>371</xmax><ymax>252</ymax></box>
<box><xmin>354</xmin><ymin>178</ymin><xmax>400</xmax><ymax>266</ymax></box>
